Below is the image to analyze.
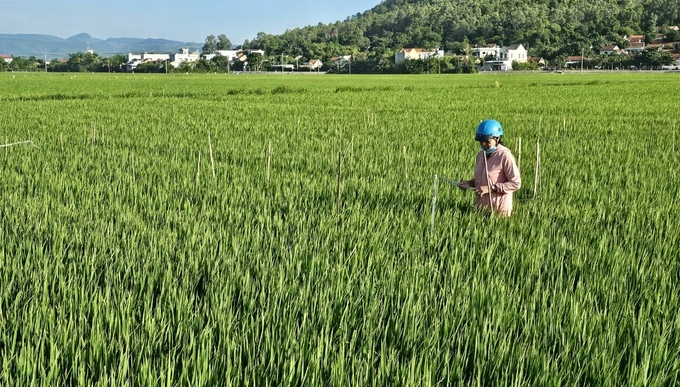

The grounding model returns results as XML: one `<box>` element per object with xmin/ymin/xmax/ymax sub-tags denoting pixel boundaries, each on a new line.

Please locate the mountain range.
<box><xmin>0</xmin><ymin>33</ymin><xmax>202</xmax><ymax>59</ymax></box>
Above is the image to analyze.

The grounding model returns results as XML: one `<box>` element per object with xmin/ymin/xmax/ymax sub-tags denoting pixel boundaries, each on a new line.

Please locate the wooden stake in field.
<box><xmin>336</xmin><ymin>147</ymin><xmax>342</xmax><ymax>216</ymax></box>
<box><xmin>483</xmin><ymin>150</ymin><xmax>494</xmax><ymax>214</ymax></box>
<box><xmin>517</xmin><ymin>136</ymin><xmax>522</xmax><ymax>170</ymax></box>
<box><xmin>196</xmin><ymin>151</ymin><xmax>201</xmax><ymax>186</ymax></box>
<box><xmin>131</xmin><ymin>152</ymin><xmax>136</xmax><ymax>184</ymax></box>
<box><xmin>60</xmin><ymin>133</ymin><xmax>64</xmax><ymax>153</ymax></box>
<box><xmin>430</xmin><ymin>175</ymin><xmax>438</xmax><ymax>235</ymax></box>
<box><xmin>350</xmin><ymin>136</ymin><xmax>354</xmax><ymax>161</ymax></box>
<box><xmin>673</xmin><ymin>121</ymin><xmax>676</xmax><ymax>153</ymax></box>
<box><xmin>403</xmin><ymin>145</ymin><xmax>408</xmax><ymax>181</ymax></box>
<box><xmin>534</xmin><ymin>138</ymin><xmax>540</xmax><ymax>198</ymax></box>
<box><xmin>1</xmin><ymin>140</ymin><xmax>39</xmax><ymax>149</ymax></box>
<box><xmin>208</xmin><ymin>132</ymin><xmax>215</xmax><ymax>179</ymax></box>
<box><xmin>266</xmin><ymin>140</ymin><xmax>272</xmax><ymax>183</ymax></box>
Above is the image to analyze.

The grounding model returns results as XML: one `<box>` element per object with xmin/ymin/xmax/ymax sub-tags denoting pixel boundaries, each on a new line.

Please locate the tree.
<box><xmin>106</xmin><ymin>54</ymin><xmax>127</xmax><ymax>72</ymax></box>
<box><xmin>178</xmin><ymin>61</ymin><xmax>194</xmax><ymax>73</ymax></box>
<box><xmin>194</xmin><ymin>59</ymin><xmax>214</xmax><ymax>73</ymax></box>
<box><xmin>136</xmin><ymin>61</ymin><xmax>162</xmax><ymax>73</ymax></box>
<box><xmin>217</xmin><ymin>34</ymin><xmax>232</xmax><ymax>50</ymax></box>
<box><xmin>202</xmin><ymin>35</ymin><xmax>218</xmax><ymax>55</ymax></box>
<box><xmin>210</xmin><ymin>54</ymin><xmax>230</xmax><ymax>72</ymax></box>
<box><xmin>0</xmin><ymin>59</ymin><xmax>8</xmax><ymax>72</ymax></box>
<box><xmin>665</xmin><ymin>29</ymin><xmax>680</xmax><ymax>42</ymax></box>
<box><xmin>246</xmin><ymin>52</ymin><xmax>263</xmax><ymax>71</ymax></box>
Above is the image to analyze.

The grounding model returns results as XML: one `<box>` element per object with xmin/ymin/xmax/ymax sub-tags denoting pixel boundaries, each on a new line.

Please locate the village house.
<box><xmin>599</xmin><ymin>45</ymin><xmax>621</xmax><ymax>55</ymax></box>
<box><xmin>203</xmin><ymin>50</ymin><xmax>240</xmax><ymax>61</ymax></box>
<box><xmin>126</xmin><ymin>48</ymin><xmax>200</xmax><ymax>71</ymax></box>
<box><xmin>394</xmin><ymin>48</ymin><xmax>444</xmax><ymax>65</ymax></box>
<box><xmin>300</xmin><ymin>59</ymin><xmax>323</xmax><ymax>70</ymax></box>
<box><xmin>330</xmin><ymin>55</ymin><xmax>352</xmax><ymax>68</ymax></box>
<box><xmin>481</xmin><ymin>44</ymin><xmax>528</xmax><ymax>71</ymax></box>
<box><xmin>126</xmin><ymin>52</ymin><xmax>170</xmax><ymax>71</ymax></box>
<box><xmin>624</xmin><ymin>35</ymin><xmax>645</xmax><ymax>53</ymax></box>
<box><xmin>528</xmin><ymin>56</ymin><xmax>546</xmax><ymax>68</ymax></box>
<box><xmin>170</xmin><ymin>48</ymin><xmax>200</xmax><ymax>68</ymax></box>
<box><xmin>564</xmin><ymin>55</ymin><xmax>584</xmax><ymax>69</ymax></box>
<box><xmin>1</xmin><ymin>54</ymin><xmax>13</xmax><ymax>64</ymax></box>
<box><xmin>471</xmin><ymin>44</ymin><xmax>500</xmax><ymax>60</ymax></box>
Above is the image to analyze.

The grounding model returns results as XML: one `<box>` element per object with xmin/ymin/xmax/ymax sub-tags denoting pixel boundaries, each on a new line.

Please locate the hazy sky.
<box><xmin>0</xmin><ymin>0</ymin><xmax>379</xmax><ymax>44</ymax></box>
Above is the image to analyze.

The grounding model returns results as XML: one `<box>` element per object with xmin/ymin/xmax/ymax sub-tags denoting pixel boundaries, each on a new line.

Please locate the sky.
<box><xmin>0</xmin><ymin>0</ymin><xmax>380</xmax><ymax>44</ymax></box>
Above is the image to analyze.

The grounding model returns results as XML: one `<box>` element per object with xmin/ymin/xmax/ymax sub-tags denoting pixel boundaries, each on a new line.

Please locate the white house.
<box><xmin>245</xmin><ymin>49</ymin><xmax>265</xmax><ymax>56</ymax></box>
<box><xmin>301</xmin><ymin>59</ymin><xmax>323</xmax><ymax>70</ymax></box>
<box><xmin>330</xmin><ymin>55</ymin><xmax>352</xmax><ymax>69</ymax></box>
<box><xmin>394</xmin><ymin>48</ymin><xmax>444</xmax><ymax>65</ymax></box>
<box><xmin>471</xmin><ymin>44</ymin><xmax>500</xmax><ymax>59</ymax></box>
<box><xmin>204</xmin><ymin>50</ymin><xmax>240</xmax><ymax>61</ymax></box>
<box><xmin>170</xmin><ymin>48</ymin><xmax>200</xmax><ymax>68</ymax></box>
<box><xmin>126</xmin><ymin>53</ymin><xmax>170</xmax><ymax>71</ymax></box>
<box><xmin>481</xmin><ymin>44</ymin><xmax>528</xmax><ymax>71</ymax></box>
<box><xmin>624</xmin><ymin>35</ymin><xmax>645</xmax><ymax>54</ymax></box>
<box><xmin>0</xmin><ymin>54</ymin><xmax>12</xmax><ymax>64</ymax></box>
<box><xmin>599</xmin><ymin>45</ymin><xmax>620</xmax><ymax>55</ymax></box>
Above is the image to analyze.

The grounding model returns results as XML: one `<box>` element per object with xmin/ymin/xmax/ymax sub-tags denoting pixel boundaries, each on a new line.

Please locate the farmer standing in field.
<box><xmin>458</xmin><ymin>119</ymin><xmax>521</xmax><ymax>217</ymax></box>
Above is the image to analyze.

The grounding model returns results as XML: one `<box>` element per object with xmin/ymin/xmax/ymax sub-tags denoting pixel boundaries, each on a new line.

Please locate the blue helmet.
<box><xmin>475</xmin><ymin>119</ymin><xmax>504</xmax><ymax>141</ymax></box>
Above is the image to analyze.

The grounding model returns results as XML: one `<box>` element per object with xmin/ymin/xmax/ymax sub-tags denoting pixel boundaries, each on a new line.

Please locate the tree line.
<box><xmin>238</xmin><ymin>0</ymin><xmax>680</xmax><ymax>72</ymax></box>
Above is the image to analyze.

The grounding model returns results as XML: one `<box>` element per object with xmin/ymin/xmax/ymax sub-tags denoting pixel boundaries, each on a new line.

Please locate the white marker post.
<box><xmin>0</xmin><ymin>140</ymin><xmax>39</xmax><ymax>149</ymax></box>
<box><xmin>430</xmin><ymin>175</ymin><xmax>438</xmax><ymax>235</ymax></box>
<box><xmin>483</xmin><ymin>151</ymin><xmax>494</xmax><ymax>214</ymax></box>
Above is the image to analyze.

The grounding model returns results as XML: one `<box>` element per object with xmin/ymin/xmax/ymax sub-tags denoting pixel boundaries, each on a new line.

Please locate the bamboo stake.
<box><xmin>483</xmin><ymin>151</ymin><xmax>494</xmax><ymax>214</ymax></box>
<box><xmin>266</xmin><ymin>140</ymin><xmax>271</xmax><ymax>183</ymax></box>
<box><xmin>534</xmin><ymin>138</ymin><xmax>540</xmax><ymax>198</ymax></box>
<box><xmin>430</xmin><ymin>175</ymin><xmax>438</xmax><ymax>235</ymax></box>
<box><xmin>196</xmin><ymin>151</ymin><xmax>201</xmax><ymax>186</ymax></box>
<box><xmin>517</xmin><ymin>136</ymin><xmax>522</xmax><ymax>170</ymax></box>
<box><xmin>1</xmin><ymin>140</ymin><xmax>39</xmax><ymax>149</ymax></box>
<box><xmin>350</xmin><ymin>136</ymin><xmax>354</xmax><ymax>161</ymax></box>
<box><xmin>208</xmin><ymin>132</ymin><xmax>215</xmax><ymax>179</ymax></box>
<box><xmin>403</xmin><ymin>145</ymin><xmax>408</xmax><ymax>181</ymax></box>
<box><xmin>337</xmin><ymin>148</ymin><xmax>342</xmax><ymax>216</ymax></box>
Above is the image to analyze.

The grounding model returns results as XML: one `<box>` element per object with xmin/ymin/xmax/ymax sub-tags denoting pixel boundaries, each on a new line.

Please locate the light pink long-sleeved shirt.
<box><xmin>473</xmin><ymin>144</ymin><xmax>521</xmax><ymax>214</ymax></box>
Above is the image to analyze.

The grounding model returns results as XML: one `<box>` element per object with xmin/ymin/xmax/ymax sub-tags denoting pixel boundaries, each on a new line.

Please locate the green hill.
<box><xmin>242</xmin><ymin>0</ymin><xmax>680</xmax><ymax>70</ymax></box>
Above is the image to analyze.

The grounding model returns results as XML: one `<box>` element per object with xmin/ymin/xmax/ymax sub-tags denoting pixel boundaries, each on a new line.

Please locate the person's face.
<box><xmin>478</xmin><ymin>138</ymin><xmax>497</xmax><ymax>151</ymax></box>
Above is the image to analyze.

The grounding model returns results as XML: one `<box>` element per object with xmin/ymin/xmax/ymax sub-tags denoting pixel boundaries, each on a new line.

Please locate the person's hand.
<box><xmin>475</xmin><ymin>185</ymin><xmax>490</xmax><ymax>195</ymax></box>
<box><xmin>458</xmin><ymin>180</ymin><xmax>471</xmax><ymax>191</ymax></box>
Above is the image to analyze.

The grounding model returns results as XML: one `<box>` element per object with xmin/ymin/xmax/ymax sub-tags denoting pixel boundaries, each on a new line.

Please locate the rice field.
<box><xmin>1</xmin><ymin>71</ymin><xmax>679</xmax><ymax>386</ymax></box>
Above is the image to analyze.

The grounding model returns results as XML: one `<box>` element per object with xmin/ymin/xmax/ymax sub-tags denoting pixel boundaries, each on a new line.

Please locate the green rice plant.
<box><xmin>0</xmin><ymin>72</ymin><xmax>678</xmax><ymax>386</ymax></box>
